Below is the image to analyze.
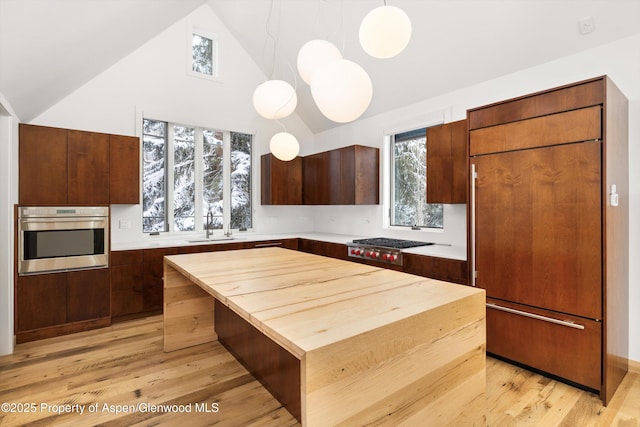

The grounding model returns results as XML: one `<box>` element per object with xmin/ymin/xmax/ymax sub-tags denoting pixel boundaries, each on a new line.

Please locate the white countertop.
<box><xmin>111</xmin><ymin>232</ymin><xmax>467</xmax><ymax>261</ymax></box>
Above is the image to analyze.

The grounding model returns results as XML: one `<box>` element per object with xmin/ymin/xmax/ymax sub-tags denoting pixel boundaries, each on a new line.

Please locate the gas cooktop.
<box><xmin>351</xmin><ymin>237</ymin><xmax>435</xmax><ymax>249</ymax></box>
<box><xmin>347</xmin><ymin>238</ymin><xmax>435</xmax><ymax>266</ymax></box>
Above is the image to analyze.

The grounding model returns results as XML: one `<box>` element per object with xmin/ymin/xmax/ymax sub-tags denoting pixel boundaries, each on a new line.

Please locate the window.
<box><xmin>390</xmin><ymin>127</ymin><xmax>443</xmax><ymax>229</ymax></box>
<box><xmin>190</xmin><ymin>28</ymin><xmax>218</xmax><ymax>79</ymax></box>
<box><xmin>142</xmin><ymin>118</ymin><xmax>252</xmax><ymax>233</ymax></box>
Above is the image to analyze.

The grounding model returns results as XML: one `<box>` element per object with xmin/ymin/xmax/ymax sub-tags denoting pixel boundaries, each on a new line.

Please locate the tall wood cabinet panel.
<box><xmin>468</xmin><ymin>76</ymin><xmax>628</xmax><ymax>404</ymax></box>
<box><xmin>426</xmin><ymin>119</ymin><xmax>467</xmax><ymax>204</ymax></box>
<box><xmin>18</xmin><ymin>124</ymin><xmax>68</xmax><ymax>204</ymax></box>
<box><xmin>261</xmin><ymin>154</ymin><xmax>302</xmax><ymax>205</ymax></box>
<box><xmin>473</xmin><ymin>142</ymin><xmax>602</xmax><ymax>319</ymax></box>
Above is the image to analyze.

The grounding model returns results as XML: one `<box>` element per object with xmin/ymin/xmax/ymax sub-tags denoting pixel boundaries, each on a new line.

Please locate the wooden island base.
<box><xmin>163</xmin><ymin>248</ymin><xmax>486</xmax><ymax>426</ymax></box>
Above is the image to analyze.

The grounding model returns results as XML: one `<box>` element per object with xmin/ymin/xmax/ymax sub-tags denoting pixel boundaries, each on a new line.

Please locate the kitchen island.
<box><xmin>163</xmin><ymin>247</ymin><xmax>485</xmax><ymax>426</ymax></box>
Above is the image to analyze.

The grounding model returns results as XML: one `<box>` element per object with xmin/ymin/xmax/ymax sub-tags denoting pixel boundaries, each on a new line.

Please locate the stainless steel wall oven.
<box><xmin>18</xmin><ymin>206</ymin><xmax>109</xmax><ymax>275</ymax></box>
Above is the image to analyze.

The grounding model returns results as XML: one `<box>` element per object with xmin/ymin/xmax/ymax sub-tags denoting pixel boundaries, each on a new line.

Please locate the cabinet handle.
<box><xmin>486</xmin><ymin>303</ymin><xmax>585</xmax><ymax>330</ymax></box>
<box><xmin>254</xmin><ymin>242</ymin><xmax>283</xmax><ymax>248</ymax></box>
<box><xmin>471</xmin><ymin>164</ymin><xmax>477</xmax><ymax>286</ymax></box>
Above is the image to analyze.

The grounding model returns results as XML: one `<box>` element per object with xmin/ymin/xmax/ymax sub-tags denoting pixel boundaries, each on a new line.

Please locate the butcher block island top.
<box><xmin>163</xmin><ymin>247</ymin><xmax>486</xmax><ymax>426</ymax></box>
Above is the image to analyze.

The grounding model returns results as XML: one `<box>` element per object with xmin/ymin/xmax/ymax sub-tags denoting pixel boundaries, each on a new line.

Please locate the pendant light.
<box><xmin>270</xmin><ymin>132</ymin><xmax>300</xmax><ymax>161</ymax></box>
<box><xmin>296</xmin><ymin>40</ymin><xmax>342</xmax><ymax>85</ymax></box>
<box><xmin>310</xmin><ymin>59</ymin><xmax>372</xmax><ymax>123</ymax></box>
<box><xmin>359</xmin><ymin>4</ymin><xmax>412</xmax><ymax>59</ymax></box>
<box><xmin>252</xmin><ymin>79</ymin><xmax>297</xmax><ymax>120</ymax></box>
<box><xmin>253</xmin><ymin>0</ymin><xmax>299</xmax><ymax>161</ymax></box>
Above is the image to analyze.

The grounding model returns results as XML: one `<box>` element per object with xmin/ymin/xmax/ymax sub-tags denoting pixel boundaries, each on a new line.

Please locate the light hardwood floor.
<box><xmin>0</xmin><ymin>316</ymin><xmax>638</xmax><ymax>426</ymax></box>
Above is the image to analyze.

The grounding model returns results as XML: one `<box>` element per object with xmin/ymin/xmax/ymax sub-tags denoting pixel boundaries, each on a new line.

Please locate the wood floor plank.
<box><xmin>0</xmin><ymin>315</ymin><xmax>638</xmax><ymax>426</ymax></box>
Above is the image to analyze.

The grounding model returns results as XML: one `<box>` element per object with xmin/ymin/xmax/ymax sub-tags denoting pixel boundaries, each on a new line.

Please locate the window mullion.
<box><xmin>166</xmin><ymin>124</ymin><xmax>175</xmax><ymax>232</ymax></box>
<box><xmin>222</xmin><ymin>131</ymin><xmax>231</xmax><ymax>232</ymax></box>
<box><xmin>194</xmin><ymin>128</ymin><xmax>204</xmax><ymax>232</ymax></box>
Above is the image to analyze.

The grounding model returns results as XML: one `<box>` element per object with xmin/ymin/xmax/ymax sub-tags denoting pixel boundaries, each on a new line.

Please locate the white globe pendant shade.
<box><xmin>296</xmin><ymin>40</ymin><xmax>342</xmax><ymax>85</ymax></box>
<box><xmin>252</xmin><ymin>80</ymin><xmax>297</xmax><ymax>119</ymax></box>
<box><xmin>270</xmin><ymin>132</ymin><xmax>300</xmax><ymax>161</ymax></box>
<box><xmin>359</xmin><ymin>5</ymin><xmax>412</xmax><ymax>59</ymax></box>
<box><xmin>310</xmin><ymin>59</ymin><xmax>373</xmax><ymax>123</ymax></box>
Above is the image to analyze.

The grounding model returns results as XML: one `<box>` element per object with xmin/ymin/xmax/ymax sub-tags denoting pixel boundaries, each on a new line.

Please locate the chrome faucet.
<box><xmin>206</xmin><ymin>209</ymin><xmax>213</xmax><ymax>239</ymax></box>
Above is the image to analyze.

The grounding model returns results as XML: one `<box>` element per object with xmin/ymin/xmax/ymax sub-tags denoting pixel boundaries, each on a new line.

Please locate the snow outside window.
<box><xmin>390</xmin><ymin>127</ymin><xmax>443</xmax><ymax>229</ymax></box>
<box><xmin>142</xmin><ymin>118</ymin><xmax>252</xmax><ymax>234</ymax></box>
<box><xmin>189</xmin><ymin>27</ymin><xmax>219</xmax><ymax>80</ymax></box>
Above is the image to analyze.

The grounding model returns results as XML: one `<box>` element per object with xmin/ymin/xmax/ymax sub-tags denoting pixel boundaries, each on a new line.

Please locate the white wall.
<box><xmin>0</xmin><ymin>93</ymin><xmax>18</xmax><ymax>356</ymax></box>
<box><xmin>312</xmin><ymin>33</ymin><xmax>640</xmax><ymax>362</ymax></box>
<box><xmin>32</xmin><ymin>4</ymin><xmax>316</xmax><ymax>243</ymax></box>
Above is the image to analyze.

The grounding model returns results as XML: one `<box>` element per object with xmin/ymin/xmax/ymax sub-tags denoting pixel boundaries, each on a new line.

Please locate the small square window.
<box><xmin>189</xmin><ymin>26</ymin><xmax>219</xmax><ymax>80</ymax></box>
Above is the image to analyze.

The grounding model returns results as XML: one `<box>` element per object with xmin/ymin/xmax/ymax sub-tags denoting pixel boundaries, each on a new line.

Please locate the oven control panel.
<box><xmin>347</xmin><ymin>245</ymin><xmax>403</xmax><ymax>266</ymax></box>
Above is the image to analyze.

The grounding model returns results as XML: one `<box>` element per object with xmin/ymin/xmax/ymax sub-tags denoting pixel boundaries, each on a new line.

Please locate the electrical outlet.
<box><xmin>578</xmin><ymin>16</ymin><xmax>595</xmax><ymax>35</ymax></box>
<box><xmin>119</xmin><ymin>219</ymin><xmax>131</xmax><ymax>229</ymax></box>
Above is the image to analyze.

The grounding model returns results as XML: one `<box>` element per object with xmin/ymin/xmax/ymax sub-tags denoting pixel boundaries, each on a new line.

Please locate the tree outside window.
<box><xmin>142</xmin><ymin>119</ymin><xmax>252</xmax><ymax>234</ymax></box>
<box><xmin>391</xmin><ymin>128</ymin><xmax>443</xmax><ymax>229</ymax></box>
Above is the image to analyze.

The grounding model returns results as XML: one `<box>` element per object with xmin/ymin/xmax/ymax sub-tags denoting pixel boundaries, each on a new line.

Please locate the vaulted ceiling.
<box><xmin>1</xmin><ymin>0</ymin><xmax>639</xmax><ymax>133</ymax></box>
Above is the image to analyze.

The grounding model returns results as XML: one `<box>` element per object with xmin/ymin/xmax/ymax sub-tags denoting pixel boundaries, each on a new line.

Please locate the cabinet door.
<box><xmin>67</xmin><ymin>129</ymin><xmax>110</xmax><ymax>205</ymax></box>
<box><xmin>353</xmin><ymin>145</ymin><xmax>379</xmax><ymax>205</ymax></box>
<box><xmin>67</xmin><ymin>268</ymin><xmax>110</xmax><ymax>322</ymax></box>
<box><xmin>427</xmin><ymin>120</ymin><xmax>467</xmax><ymax>204</ymax></box>
<box><xmin>143</xmin><ymin>247</ymin><xmax>180</xmax><ymax>312</ymax></box>
<box><xmin>110</xmin><ymin>134</ymin><xmax>140</xmax><ymax>204</ymax></box>
<box><xmin>19</xmin><ymin>124</ymin><xmax>68</xmax><ymax>204</ymax></box>
<box><xmin>403</xmin><ymin>253</ymin><xmax>468</xmax><ymax>285</ymax></box>
<box><xmin>486</xmin><ymin>298</ymin><xmax>601</xmax><ymax>390</ymax></box>
<box><xmin>261</xmin><ymin>154</ymin><xmax>302</xmax><ymax>205</ymax></box>
<box><xmin>16</xmin><ymin>273</ymin><xmax>67</xmax><ymax>331</ymax></box>
<box><xmin>303</xmin><ymin>152</ymin><xmax>330</xmax><ymax>204</ymax></box>
<box><xmin>111</xmin><ymin>250</ymin><xmax>144</xmax><ymax>318</ymax></box>
<box><xmin>473</xmin><ymin>141</ymin><xmax>602</xmax><ymax>319</ymax></box>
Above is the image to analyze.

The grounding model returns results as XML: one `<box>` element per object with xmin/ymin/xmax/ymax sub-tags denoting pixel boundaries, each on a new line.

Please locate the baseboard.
<box><xmin>629</xmin><ymin>358</ymin><xmax>640</xmax><ymax>374</ymax></box>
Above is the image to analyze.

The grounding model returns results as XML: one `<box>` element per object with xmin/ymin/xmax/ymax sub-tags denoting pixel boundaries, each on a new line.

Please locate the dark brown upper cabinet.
<box><xmin>426</xmin><ymin>119</ymin><xmax>467</xmax><ymax>204</ymax></box>
<box><xmin>303</xmin><ymin>145</ymin><xmax>379</xmax><ymax>205</ymax></box>
<box><xmin>110</xmin><ymin>134</ymin><xmax>140</xmax><ymax>204</ymax></box>
<box><xmin>261</xmin><ymin>153</ymin><xmax>303</xmax><ymax>205</ymax></box>
<box><xmin>67</xmin><ymin>129</ymin><xmax>110</xmax><ymax>205</ymax></box>
<box><xmin>19</xmin><ymin>124</ymin><xmax>140</xmax><ymax>205</ymax></box>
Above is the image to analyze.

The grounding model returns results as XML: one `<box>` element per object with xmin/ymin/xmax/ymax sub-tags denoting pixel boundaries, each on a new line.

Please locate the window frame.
<box><xmin>188</xmin><ymin>24</ymin><xmax>220</xmax><ymax>81</ymax></box>
<box><xmin>382</xmin><ymin>111</ymin><xmax>448</xmax><ymax>232</ymax></box>
<box><xmin>141</xmin><ymin>117</ymin><xmax>253</xmax><ymax>236</ymax></box>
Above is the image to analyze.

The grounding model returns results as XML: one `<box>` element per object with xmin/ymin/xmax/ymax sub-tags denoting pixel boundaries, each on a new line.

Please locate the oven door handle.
<box><xmin>19</xmin><ymin>217</ymin><xmax>107</xmax><ymax>231</ymax></box>
<box><xmin>20</xmin><ymin>217</ymin><xmax>106</xmax><ymax>223</ymax></box>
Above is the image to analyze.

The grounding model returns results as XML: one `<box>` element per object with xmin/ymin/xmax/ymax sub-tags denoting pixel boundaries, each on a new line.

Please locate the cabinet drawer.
<box><xmin>470</xmin><ymin>106</ymin><xmax>601</xmax><ymax>155</ymax></box>
<box><xmin>468</xmin><ymin>78</ymin><xmax>604</xmax><ymax>130</ymax></box>
<box><xmin>486</xmin><ymin>299</ymin><xmax>601</xmax><ymax>390</ymax></box>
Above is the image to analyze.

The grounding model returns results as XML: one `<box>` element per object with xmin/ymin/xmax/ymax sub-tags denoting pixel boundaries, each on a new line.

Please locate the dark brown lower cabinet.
<box><xmin>111</xmin><ymin>250</ymin><xmax>144</xmax><ymax>319</ymax></box>
<box><xmin>118</xmin><ymin>239</ymin><xmax>300</xmax><ymax>320</ymax></box>
<box><xmin>16</xmin><ymin>269</ymin><xmax>110</xmax><ymax>343</ymax></box>
<box><xmin>215</xmin><ymin>300</ymin><xmax>301</xmax><ymax>421</ymax></box>
<box><xmin>298</xmin><ymin>239</ymin><xmax>346</xmax><ymax>260</ymax></box>
<box><xmin>142</xmin><ymin>247</ymin><xmax>180</xmax><ymax>313</ymax></box>
<box><xmin>403</xmin><ymin>253</ymin><xmax>468</xmax><ymax>285</ymax></box>
<box><xmin>67</xmin><ymin>269</ymin><xmax>110</xmax><ymax>323</ymax></box>
<box><xmin>486</xmin><ymin>298</ymin><xmax>601</xmax><ymax>390</ymax></box>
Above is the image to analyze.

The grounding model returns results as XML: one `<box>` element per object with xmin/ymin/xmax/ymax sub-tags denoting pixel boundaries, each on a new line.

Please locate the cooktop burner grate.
<box><xmin>351</xmin><ymin>237</ymin><xmax>434</xmax><ymax>249</ymax></box>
